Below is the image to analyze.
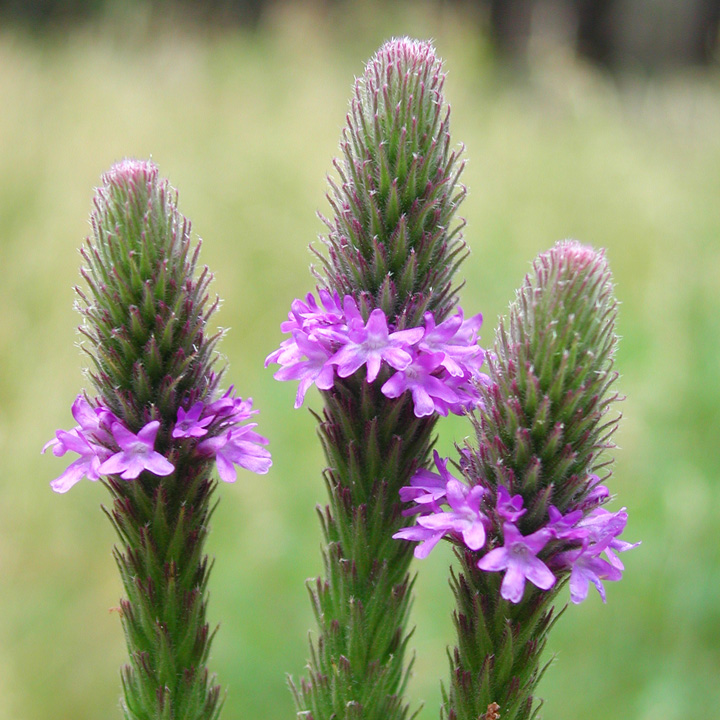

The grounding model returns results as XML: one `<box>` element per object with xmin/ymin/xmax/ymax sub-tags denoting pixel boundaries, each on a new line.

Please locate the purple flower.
<box><xmin>418</xmin><ymin>310</ymin><xmax>485</xmax><ymax>377</ymax></box>
<box><xmin>45</xmin><ymin>430</ymin><xmax>111</xmax><ymax>493</ymax></box>
<box><xmin>269</xmin><ymin>331</ymin><xmax>335</xmax><ymax>408</ymax></box>
<box><xmin>381</xmin><ymin>353</ymin><xmax>459</xmax><ymax>417</ymax></box>
<box><xmin>547</xmin><ymin>505</ymin><xmax>585</xmax><ymax>540</ymax></box>
<box><xmin>496</xmin><ymin>485</ymin><xmax>526</xmax><ymax>522</ymax></box>
<box><xmin>173</xmin><ymin>401</ymin><xmax>214</xmax><ymax>438</ymax></box>
<box><xmin>44</xmin><ymin>395</ymin><xmax>115</xmax><ymax>451</ymax></box>
<box><xmin>268</xmin><ymin>293</ymin><xmax>487</xmax><ymax>417</ymax></box>
<box><xmin>98</xmin><ymin>420</ymin><xmax>174</xmax><ymax>480</ymax></box>
<box><xmin>430</xmin><ymin>370</ymin><xmax>486</xmax><ymax>416</ymax></box>
<box><xmin>43</xmin><ymin>394</ymin><xmax>117</xmax><ymax>492</ymax></box>
<box><xmin>416</xmin><ymin>479</ymin><xmax>488</xmax><ymax>551</ymax></box>
<box><xmin>392</xmin><ymin>524</ymin><xmax>446</xmax><ymax>559</ymax></box>
<box><xmin>578</xmin><ymin>476</ymin><xmax>610</xmax><ymax>511</ymax></box>
<box><xmin>399</xmin><ymin>450</ymin><xmax>457</xmax><ymax>513</ymax></box>
<box><xmin>205</xmin><ymin>387</ymin><xmax>257</xmax><ymax>425</ymax></box>
<box><xmin>282</xmin><ymin>289</ymin><xmax>345</xmax><ymax>336</ymax></box>
<box><xmin>576</xmin><ymin>507</ymin><xmax>640</xmax><ymax>570</ymax></box>
<box><xmin>556</xmin><ymin>538</ymin><xmax>623</xmax><ymax>604</ymax></box>
<box><xmin>329</xmin><ymin>307</ymin><xmax>423</xmax><ymax>383</ymax></box>
<box><xmin>477</xmin><ymin>522</ymin><xmax>556</xmax><ymax>603</ymax></box>
<box><xmin>197</xmin><ymin>424</ymin><xmax>272</xmax><ymax>481</ymax></box>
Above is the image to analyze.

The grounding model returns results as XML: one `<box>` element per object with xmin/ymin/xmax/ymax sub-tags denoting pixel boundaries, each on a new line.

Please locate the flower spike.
<box><xmin>268</xmin><ymin>39</ymin><xmax>485</xmax><ymax>720</ymax></box>
<box><xmin>45</xmin><ymin>160</ymin><xmax>270</xmax><ymax>719</ymax></box>
<box><xmin>396</xmin><ymin>241</ymin><xmax>638</xmax><ymax>719</ymax></box>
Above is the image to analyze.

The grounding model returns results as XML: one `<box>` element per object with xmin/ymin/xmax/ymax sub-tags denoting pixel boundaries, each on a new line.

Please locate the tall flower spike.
<box><xmin>319</xmin><ymin>37</ymin><xmax>467</xmax><ymax>327</ymax></box>
<box><xmin>433</xmin><ymin>241</ymin><xmax>633</xmax><ymax>720</ymax></box>
<box><xmin>273</xmin><ymin>39</ymin><xmax>478</xmax><ymax>720</ymax></box>
<box><xmin>45</xmin><ymin>160</ymin><xmax>270</xmax><ymax>720</ymax></box>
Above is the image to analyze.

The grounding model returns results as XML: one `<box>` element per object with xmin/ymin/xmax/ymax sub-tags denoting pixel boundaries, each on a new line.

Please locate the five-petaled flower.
<box><xmin>173</xmin><ymin>402</ymin><xmax>215</xmax><ymax>438</ymax></box>
<box><xmin>477</xmin><ymin>523</ymin><xmax>556</xmax><ymax>604</ymax></box>
<box><xmin>98</xmin><ymin>421</ymin><xmax>174</xmax><ymax>480</ymax></box>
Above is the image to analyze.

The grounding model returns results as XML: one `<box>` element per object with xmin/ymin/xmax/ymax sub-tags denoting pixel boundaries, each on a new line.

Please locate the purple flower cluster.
<box><xmin>44</xmin><ymin>391</ymin><xmax>271</xmax><ymax>493</ymax></box>
<box><xmin>394</xmin><ymin>452</ymin><xmax>638</xmax><ymax>604</ymax></box>
<box><xmin>266</xmin><ymin>290</ymin><xmax>487</xmax><ymax>417</ymax></box>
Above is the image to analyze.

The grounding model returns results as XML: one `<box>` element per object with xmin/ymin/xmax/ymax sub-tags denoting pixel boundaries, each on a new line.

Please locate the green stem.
<box><xmin>105</xmin><ymin>453</ymin><xmax>223</xmax><ymax>720</ymax></box>
<box><xmin>291</xmin><ymin>373</ymin><xmax>435</xmax><ymax>720</ymax></box>
<box><xmin>443</xmin><ymin>549</ymin><xmax>562</xmax><ymax>720</ymax></box>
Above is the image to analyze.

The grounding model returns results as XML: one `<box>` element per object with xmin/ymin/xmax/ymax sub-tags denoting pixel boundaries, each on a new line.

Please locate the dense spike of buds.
<box><xmin>271</xmin><ymin>39</ymin><xmax>481</xmax><ymax>720</ymax></box>
<box><xmin>45</xmin><ymin>160</ymin><xmax>270</xmax><ymax>720</ymax></box>
<box><xmin>79</xmin><ymin>159</ymin><xmax>220</xmax><ymax>432</ymax></box>
<box><xmin>318</xmin><ymin>36</ymin><xmax>468</xmax><ymax>328</ymax></box>
<box><xmin>396</xmin><ymin>241</ymin><xmax>637</xmax><ymax>720</ymax></box>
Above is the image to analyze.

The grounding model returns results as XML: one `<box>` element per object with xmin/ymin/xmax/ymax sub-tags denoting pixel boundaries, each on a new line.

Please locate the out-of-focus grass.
<box><xmin>1</xmin><ymin>3</ymin><xmax>719</xmax><ymax>719</ymax></box>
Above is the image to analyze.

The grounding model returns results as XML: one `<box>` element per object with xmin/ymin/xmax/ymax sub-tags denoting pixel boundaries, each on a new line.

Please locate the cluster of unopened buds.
<box><xmin>395</xmin><ymin>451</ymin><xmax>639</xmax><ymax>604</ymax></box>
<box><xmin>265</xmin><ymin>289</ymin><xmax>488</xmax><ymax>417</ymax></box>
<box><xmin>43</xmin><ymin>389</ymin><xmax>271</xmax><ymax>493</ymax></box>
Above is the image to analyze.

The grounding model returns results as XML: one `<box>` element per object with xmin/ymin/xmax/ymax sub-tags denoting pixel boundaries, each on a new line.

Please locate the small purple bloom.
<box><xmin>477</xmin><ymin>522</ymin><xmax>556</xmax><ymax>603</ymax></box>
<box><xmin>268</xmin><ymin>293</ymin><xmax>487</xmax><ymax>417</ymax></box>
<box><xmin>399</xmin><ymin>450</ymin><xmax>456</xmax><ymax>512</ymax></box>
<box><xmin>45</xmin><ymin>430</ymin><xmax>111</xmax><ymax>493</ymax></box>
<box><xmin>270</xmin><ymin>331</ymin><xmax>336</xmax><ymax>408</ymax></box>
<box><xmin>98</xmin><ymin>420</ymin><xmax>174</xmax><ymax>480</ymax></box>
<box><xmin>547</xmin><ymin>505</ymin><xmax>585</xmax><ymax>541</ymax></box>
<box><xmin>43</xmin><ymin>394</ymin><xmax>117</xmax><ymax>492</ymax></box>
<box><xmin>205</xmin><ymin>387</ymin><xmax>257</xmax><ymax>426</ymax></box>
<box><xmin>392</xmin><ymin>524</ymin><xmax>446</xmax><ymax>559</ymax></box>
<box><xmin>419</xmin><ymin>309</ymin><xmax>485</xmax><ymax>377</ymax></box>
<box><xmin>576</xmin><ymin>507</ymin><xmax>628</xmax><ymax>542</ymax></box>
<box><xmin>580</xmin><ymin>476</ymin><xmax>610</xmax><ymax>510</ymax></box>
<box><xmin>329</xmin><ymin>308</ymin><xmax>423</xmax><ymax>383</ymax></box>
<box><xmin>417</xmin><ymin>479</ymin><xmax>488</xmax><ymax>551</ymax></box>
<box><xmin>198</xmin><ymin>424</ymin><xmax>272</xmax><ymax>481</ymax></box>
<box><xmin>496</xmin><ymin>485</ymin><xmax>526</xmax><ymax>522</ymax></box>
<box><xmin>283</xmin><ymin>289</ymin><xmax>345</xmax><ymax>336</ymax></box>
<box><xmin>381</xmin><ymin>353</ymin><xmax>459</xmax><ymax>417</ymax></box>
<box><xmin>556</xmin><ymin>538</ymin><xmax>623</xmax><ymax>604</ymax></box>
<box><xmin>173</xmin><ymin>401</ymin><xmax>214</xmax><ymax>438</ymax></box>
<box><xmin>576</xmin><ymin>507</ymin><xmax>640</xmax><ymax>570</ymax></box>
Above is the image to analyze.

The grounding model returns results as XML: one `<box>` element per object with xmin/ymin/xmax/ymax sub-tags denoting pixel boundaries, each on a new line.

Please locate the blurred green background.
<box><xmin>1</xmin><ymin>1</ymin><xmax>719</xmax><ymax>719</ymax></box>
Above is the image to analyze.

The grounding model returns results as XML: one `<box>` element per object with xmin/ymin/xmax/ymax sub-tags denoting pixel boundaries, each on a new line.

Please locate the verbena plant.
<box><xmin>47</xmin><ymin>38</ymin><xmax>637</xmax><ymax>720</ymax></box>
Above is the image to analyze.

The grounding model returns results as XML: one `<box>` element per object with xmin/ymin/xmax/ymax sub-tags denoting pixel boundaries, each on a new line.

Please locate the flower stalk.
<box><xmin>397</xmin><ymin>241</ymin><xmax>637</xmax><ymax>719</ymax></box>
<box><xmin>267</xmin><ymin>38</ymin><xmax>485</xmax><ymax>720</ymax></box>
<box><xmin>45</xmin><ymin>160</ymin><xmax>271</xmax><ymax>720</ymax></box>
